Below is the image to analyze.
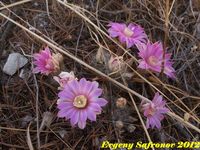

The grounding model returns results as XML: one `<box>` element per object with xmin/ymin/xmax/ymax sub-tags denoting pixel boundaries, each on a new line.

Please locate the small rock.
<box><xmin>191</xmin><ymin>45</ymin><xmax>198</xmax><ymax>52</ymax></box>
<box><xmin>21</xmin><ymin>115</ymin><xmax>33</xmax><ymax>127</ymax></box>
<box><xmin>3</xmin><ymin>53</ymin><xmax>28</xmax><ymax>76</ymax></box>
<box><xmin>121</xmin><ymin>72</ymin><xmax>134</xmax><ymax>79</ymax></box>
<box><xmin>58</xmin><ymin>129</ymin><xmax>67</xmax><ymax>138</ymax></box>
<box><xmin>33</xmin><ymin>2</ymin><xmax>39</xmax><ymax>7</ymax></box>
<box><xmin>19</xmin><ymin>69</ymin><xmax>26</xmax><ymax>79</ymax></box>
<box><xmin>19</xmin><ymin>68</ymin><xmax>31</xmax><ymax>79</ymax></box>
<box><xmin>127</xmin><ymin>124</ymin><xmax>136</xmax><ymax>133</ymax></box>
<box><xmin>115</xmin><ymin>120</ymin><xmax>124</xmax><ymax>129</ymax></box>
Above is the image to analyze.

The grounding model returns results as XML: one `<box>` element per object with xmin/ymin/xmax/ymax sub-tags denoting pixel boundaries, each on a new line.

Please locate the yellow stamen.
<box><xmin>148</xmin><ymin>56</ymin><xmax>159</xmax><ymax>66</ymax></box>
<box><xmin>73</xmin><ymin>95</ymin><xmax>87</xmax><ymax>108</ymax></box>
<box><xmin>123</xmin><ymin>27</ymin><xmax>134</xmax><ymax>37</ymax></box>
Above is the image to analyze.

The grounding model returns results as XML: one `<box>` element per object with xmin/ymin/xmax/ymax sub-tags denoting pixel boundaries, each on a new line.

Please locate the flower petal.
<box><xmin>79</xmin><ymin>110</ymin><xmax>87</xmax><ymax>123</ymax></box>
<box><xmin>89</xmin><ymin>89</ymin><xmax>103</xmax><ymax>99</ymax></box>
<box><xmin>58</xmin><ymin>108</ymin><xmax>74</xmax><ymax>118</ymax></box>
<box><xmin>78</xmin><ymin>120</ymin><xmax>86</xmax><ymax>129</ymax></box>
<box><xmin>95</xmin><ymin>98</ymin><xmax>108</xmax><ymax>106</ymax></box>
<box><xmin>87</xmin><ymin>108</ymin><xmax>97</xmax><ymax>121</ymax></box>
<box><xmin>90</xmin><ymin>103</ymin><xmax>102</xmax><ymax>113</ymax></box>
<box><xmin>70</xmin><ymin>110</ymin><xmax>79</xmax><ymax>126</ymax></box>
<box><xmin>57</xmin><ymin>102</ymin><xmax>73</xmax><ymax>110</ymax></box>
<box><xmin>58</xmin><ymin>89</ymin><xmax>74</xmax><ymax>101</ymax></box>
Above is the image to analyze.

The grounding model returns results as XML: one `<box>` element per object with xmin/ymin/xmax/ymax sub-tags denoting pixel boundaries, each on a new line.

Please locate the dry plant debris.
<box><xmin>0</xmin><ymin>0</ymin><xmax>200</xmax><ymax>149</ymax></box>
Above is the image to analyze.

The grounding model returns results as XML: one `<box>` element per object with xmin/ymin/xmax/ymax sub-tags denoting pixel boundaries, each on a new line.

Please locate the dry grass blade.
<box><xmin>27</xmin><ymin>122</ymin><xmax>34</xmax><ymax>150</ymax></box>
<box><xmin>48</xmin><ymin>127</ymin><xmax>73</xmax><ymax>149</ymax></box>
<box><xmin>0</xmin><ymin>0</ymin><xmax>32</xmax><ymax>11</ymax></box>
<box><xmin>0</xmin><ymin>126</ymin><xmax>53</xmax><ymax>133</ymax></box>
<box><xmin>31</xmin><ymin>45</ymin><xmax>40</xmax><ymax>150</ymax></box>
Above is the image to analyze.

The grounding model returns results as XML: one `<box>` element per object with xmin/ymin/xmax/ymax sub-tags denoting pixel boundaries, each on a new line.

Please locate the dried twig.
<box><xmin>27</xmin><ymin>122</ymin><xmax>34</xmax><ymax>150</ymax></box>
<box><xmin>0</xmin><ymin>0</ymin><xmax>32</xmax><ymax>11</ymax></box>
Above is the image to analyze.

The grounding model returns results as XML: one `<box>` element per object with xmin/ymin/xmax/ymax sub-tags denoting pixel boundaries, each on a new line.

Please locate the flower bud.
<box><xmin>116</xmin><ymin>97</ymin><xmax>127</xmax><ymax>108</ymax></box>
<box><xmin>52</xmin><ymin>53</ymin><xmax>64</xmax><ymax>72</ymax></box>
<box><xmin>53</xmin><ymin>71</ymin><xmax>77</xmax><ymax>89</ymax></box>
<box><xmin>108</xmin><ymin>55</ymin><xmax>125</xmax><ymax>72</ymax></box>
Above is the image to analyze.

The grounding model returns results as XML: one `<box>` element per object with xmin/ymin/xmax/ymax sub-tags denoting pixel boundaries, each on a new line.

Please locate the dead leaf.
<box><xmin>96</xmin><ymin>46</ymin><xmax>105</xmax><ymax>64</ymax></box>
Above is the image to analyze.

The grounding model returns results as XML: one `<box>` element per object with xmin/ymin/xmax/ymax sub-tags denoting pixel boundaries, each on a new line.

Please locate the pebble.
<box><xmin>127</xmin><ymin>124</ymin><xmax>136</xmax><ymax>133</ymax></box>
<box><xmin>3</xmin><ymin>53</ymin><xmax>28</xmax><ymax>76</ymax></box>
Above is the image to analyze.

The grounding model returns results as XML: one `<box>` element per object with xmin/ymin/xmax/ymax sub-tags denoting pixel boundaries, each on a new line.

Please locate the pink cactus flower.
<box><xmin>163</xmin><ymin>54</ymin><xmax>176</xmax><ymax>78</ymax></box>
<box><xmin>108</xmin><ymin>22</ymin><xmax>147</xmax><ymax>48</ymax></box>
<box><xmin>53</xmin><ymin>71</ymin><xmax>77</xmax><ymax>90</ymax></box>
<box><xmin>138</xmin><ymin>42</ymin><xmax>175</xmax><ymax>78</ymax></box>
<box><xmin>57</xmin><ymin>78</ymin><xmax>108</xmax><ymax>129</ymax></box>
<box><xmin>142</xmin><ymin>92</ymin><xmax>169</xmax><ymax>129</ymax></box>
<box><xmin>33</xmin><ymin>46</ymin><xmax>60</xmax><ymax>75</ymax></box>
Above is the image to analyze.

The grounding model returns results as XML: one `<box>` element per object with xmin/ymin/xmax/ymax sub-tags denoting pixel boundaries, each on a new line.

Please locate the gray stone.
<box><xmin>3</xmin><ymin>53</ymin><xmax>28</xmax><ymax>75</ymax></box>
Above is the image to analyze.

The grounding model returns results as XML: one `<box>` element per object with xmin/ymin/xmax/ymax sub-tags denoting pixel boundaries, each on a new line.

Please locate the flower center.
<box><xmin>45</xmin><ymin>59</ymin><xmax>54</xmax><ymax>69</ymax></box>
<box><xmin>148</xmin><ymin>56</ymin><xmax>159</xmax><ymax>66</ymax></box>
<box><xmin>123</xmin><ymin>27</ymin><xmax>134</xmax><ymax>37</ymax></box>
<box><xmin>148</xmin><ymin>107</ymin><xmax>156</xmax><ymax>116</ymax></box>
<box><xmin>147</xmin><ymin>104</ymin><xmax>156</xmax><ymax>117</ymax></box>
<box><xmin>73</xmin><ymin>95</ymin><xmax>87</xmax><ymax>108</ymax></box>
